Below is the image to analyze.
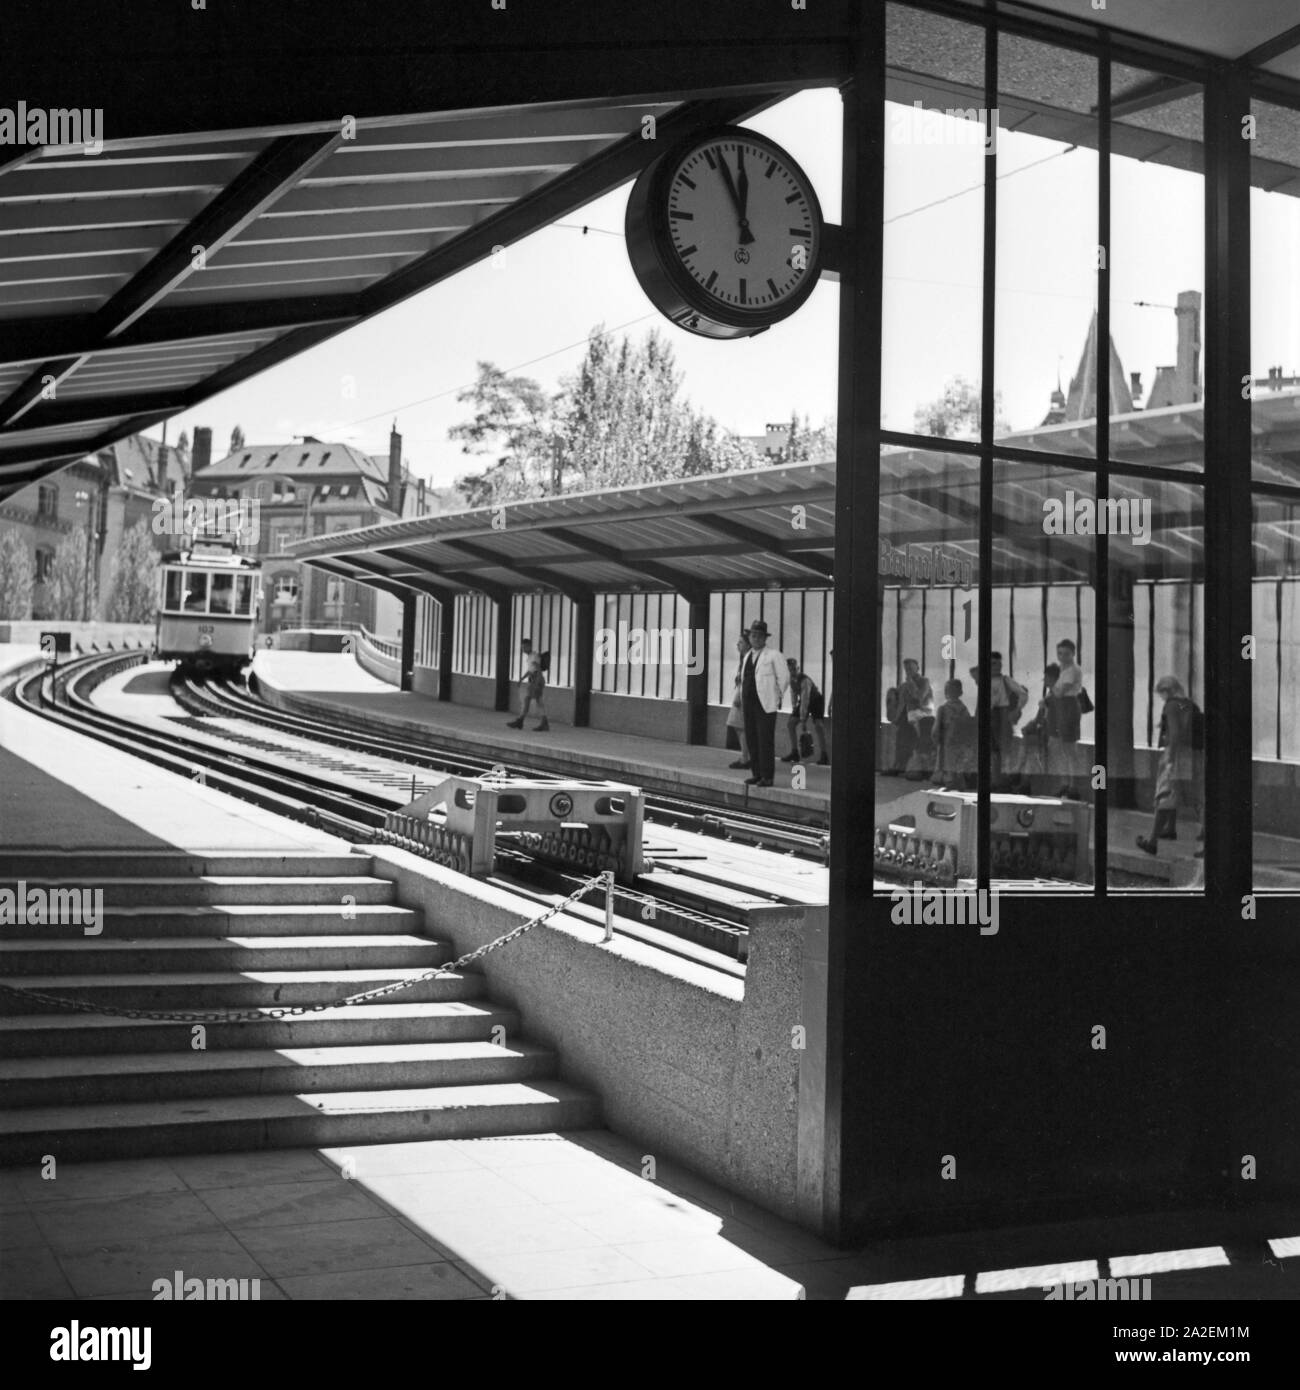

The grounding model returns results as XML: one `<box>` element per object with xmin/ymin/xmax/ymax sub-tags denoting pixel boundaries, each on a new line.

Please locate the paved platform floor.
<box><xmin>4</xmin><ymin>1140</ymin><xmax>1298</xmax><ymax>1300</ymax></box>
<box><xmin>253</xmin><ymin>651</ymin><xmax>831</xmax><ymax>817</ymax></box>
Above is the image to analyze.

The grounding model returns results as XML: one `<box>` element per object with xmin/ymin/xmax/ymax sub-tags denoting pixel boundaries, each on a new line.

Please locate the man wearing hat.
<box><xmin>739</xmin><ymin>618</ymin><xmax>789</xmax><ymax>787</ymax></box>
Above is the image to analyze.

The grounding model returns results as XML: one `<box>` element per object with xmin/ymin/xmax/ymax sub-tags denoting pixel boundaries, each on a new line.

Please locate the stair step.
<box><xmin>0</xmin><ymin>876</ymin><xmax>397</xmax><ymax>908</ymax></box>
<box><xmin>0</xmin><ymin>935</ymin><xmax>449</xmax><ymax>974</ymax></box>
<box><xmin>0</xmin><ymin>1081</ymin><xmax>600</xmax><ymax>1163</ymax></box>
<box><xmin>0</xmin><ymin>1040</ymin><xmax>557</xmax><ymax>1106</ymax></box>
<box><xmin>0</xmin><ymin>852</ymin><xmax>371</xmax><ymax>880</ymax></box>
<box><xmin>0</xmin><ymin>967</ymin><xmax>483</xmax><ymax>1014</ymax></box>
<box><xmin>0</xmin><ymin>1002</ymin><xmax>520</xmax><ymax>1056</ymax></box>
<box><xmin>0</xmin><ymin>904</ymin><xmax>426</xmax><ymax>939</ymax></box>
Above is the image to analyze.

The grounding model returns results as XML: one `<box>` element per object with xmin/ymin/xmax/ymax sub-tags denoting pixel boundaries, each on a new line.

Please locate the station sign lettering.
<box><xmin>878</xmin><ymin>540</ymin><xmax>974</xmax><ymax>589</ymax></box>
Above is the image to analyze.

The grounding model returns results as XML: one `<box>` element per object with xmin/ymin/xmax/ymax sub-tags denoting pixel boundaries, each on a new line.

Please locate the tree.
<box><xmin>44</xmin><ymin>530</ymin><xmax>97</xmax><ymax>621</ymax></box>
<box><xmin>913</xmin><ymin>376</ymin><xmax>1009</xmax><ymax>439</ymax></box>
<box><xmin>230</xmin><ymin>424</ymin><xmax>245</xmax><ymax>453</ymax></box>
<box><xmin>449</xmin><ymin>327</ymin><xmax>766</xmax><ymax>507</ymax></box>
<box><xmin>103</xmin><ymin>519</ymin><xmax>160</xmax><ymax>622</ymax></box>
<box><xmin>450</xmin><ymin>362</ymin><xmax>556</xmax><ymax>504</ymax></box>
<box><xmin>0</xmin><ymin>531</ymin><xmax>34</xmax><ymax>620</ymax></box>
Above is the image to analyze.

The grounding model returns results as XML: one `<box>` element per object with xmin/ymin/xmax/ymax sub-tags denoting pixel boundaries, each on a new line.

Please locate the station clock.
<box><xmin>624</xmin><ymin>125</ymin><xmax>825</xmax><ymax>340</ymax></box>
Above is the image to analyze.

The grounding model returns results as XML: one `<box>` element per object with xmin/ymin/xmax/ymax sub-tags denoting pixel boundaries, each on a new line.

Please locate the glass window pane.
<box><xmin>995</xmin><ymin>38</ymin><xmax>1099</xmax><ymax>454</ymax></box>
<box><xmin>988</xmin><ymin>461</ymin><xmax>1096</xmax><ymax>889</ymax></box>
<box><xmin>883</xmin><ymin>6</ymin><xmax>985</xmax><ymax>441</ymax></box>
<box><xmin>182</xmin><ymin>572</ymin><xmax>208</xmax><ymax>612</ymax></box>
<box><xmin>1250</xmin><ymin>100</ymin><xmax>1300</xmax><ymax>487</ymax></box>
<box><xmin>234</xmin><ymin>575</ymin><xmax>253</xmax><ymax>616</ymax></box>
<box><xmin>1105</xmin><ymin>477</ymin><xmax>1205</xmax><ymax>890</ymax></box>
<box><xmin>875</xmin><ymin>448</ymin><xmax>980</xmax><ymax>887</ymax></box>
<box><xmin>164</xmin><ymin>570</ymin><xmax>183</xmax><ymax>610</ymax></box>
<box><xmin>1253</xmin><ymin>494</ymin><xmax>1300</xmax><ymax>888</ymax></box>
<box><xmin>209</xmin><ymin>573</ymin><xmax>235</xmax><ymax>614</ymax></box>
<box><xmin>1109</xmin><ymin>66</ymin><xmax>1204</xmax><ymax>471</ymax></box>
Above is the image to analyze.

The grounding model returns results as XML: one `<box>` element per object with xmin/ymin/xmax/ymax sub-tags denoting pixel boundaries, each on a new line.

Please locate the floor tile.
<box><xmin>361</xmin><ymin>1167</ymin><xmax>543</xmax><ymax>1219</ymax></box>
<box><xmin>611</xmin><ymin>1235</ymin><xmax>776</xmax><ymax>1277</ymax></box>
<box><xmin>497</xmin><ymin>1161</ymin><xmax>653</xmax><ymax>1205</ymax></box>
<box><xmin>12</xmin><ymin>1158</ymin><xmax>187</xmax><ymax>1206</ymax></box>
<box><xmin>54</xmin><ymin>1228</ymin><xmax>267</xmax><ymax>1300</ymax></box>
<box><xmin>34</xmin><ymin>1191</ymin><xmax>222</xmax><ymax>1253</ymax></box>
<box><xmin>0</xmin><ymin>1245</ymin><xmax>76</xmax><ymax>1299</ymax></box>
<box><xmin>403</xmin><ymin>1204</ymin><xmax>607</xmax><ymax>1262</ymax></box>
<box><xmin>457</xmin><ymin>1243</ymin><xmax>655</xmax><ymax>1294</ymax></box>
<box><xmin>548</xmin><ymin>1193</ymin><xmax>722</xmax><ymax>1245</ymax></box>
<box><xmin>316</xmin><ymin>1141</ymin><xmax>484</xmax><ymax>1180</ymax></box>
<box><xmin>170</xmin><ymin>1150</ymin><xmax>335</xmax><ymax>1191</ymax></box>
<box><xmin>230</xmin><ymin>1215</ymin><xmax>446</xmax><ymax>1278</ymax></box>
<box><xmin>0</xmin><ymin>1206</ymin><xmax>45</xmax><ymax>1250</ymax></box>
<box><xmin>196</xmin><ymin>1178</ymin><xmax>385</xmax><ymax>1228</ymax></box>
<box><xmin>277</xmin><ymin>1263</ymin><xmax>483</xmax><ymax>1300</ymax></box>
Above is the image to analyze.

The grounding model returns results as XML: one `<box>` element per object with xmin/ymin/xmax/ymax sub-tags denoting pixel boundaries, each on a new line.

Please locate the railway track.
<box><xmin>3</xmin><ymin>651</ymin><xmax>829</xmax><ymax>970</ymax></box>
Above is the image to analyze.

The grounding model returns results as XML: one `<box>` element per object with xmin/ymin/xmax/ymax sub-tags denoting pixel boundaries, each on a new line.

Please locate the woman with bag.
<box><xmin>1047</xmin><ymin>638</ymin><xmax>1086</xmax><ymax>798</ymax></box>
<box><xmin>725</xmin><ymin>629</ymin><xmax>752</xmax><ymax>770</ymax></box>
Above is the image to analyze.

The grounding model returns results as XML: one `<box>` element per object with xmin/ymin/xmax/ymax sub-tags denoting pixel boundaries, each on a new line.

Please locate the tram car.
<box><xmin>155</xmin><ymin>538</ymin><xmax>262</xmax><ymax>678</ymax></box>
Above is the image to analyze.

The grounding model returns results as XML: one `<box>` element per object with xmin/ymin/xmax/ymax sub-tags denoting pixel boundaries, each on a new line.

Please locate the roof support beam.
<box><xmin>438</xmin><ymin>537</ymin><xmax>590</xmax><ymax>602</ymax></box>
<box><xmin>0</xmin><ymin>390</ymin><xmax>190</xmax><ymax>436</ymax></box>
<box><xmin>0</xmin><ymin>132</ymin><xmax>342</xmax><ymax>427</ymax></box>
<box><xmin>544</xmin><ymin>525</ymin><xmax>707</xmax><ymax>602</ymax></box>
<box><xmin>0</xmin><ymin>297</ymin><xmax>362</xmax><ymax>371</ymax></box>
<box><xmin>695</xmin><ymin>514</ymin><xmax>834</xmax><ymax>580</ymax></box>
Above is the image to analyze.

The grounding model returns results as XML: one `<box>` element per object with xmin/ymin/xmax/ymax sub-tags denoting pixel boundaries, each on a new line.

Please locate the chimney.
<box><xmin>1175</xmin><ymin>290</ymin><xmax>1201</xmax><ymax>405</ymax></box>
<box><xmin>387</xmin><ymin>421</ymin><xmax>403</xmax><ymax>515</ymax></box>
<box><xmin>192</xmin><ymin>426</ymin><xmax>212</xmax><ymax>477</ymax></box>
<box><xmin>1129</xmin><ymin>371</ymin><xmax>1143</xmax><ymax>408</ymax></box>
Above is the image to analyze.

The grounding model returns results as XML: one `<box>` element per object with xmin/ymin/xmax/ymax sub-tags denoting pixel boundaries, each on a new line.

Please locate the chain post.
<box><xmin>602</xmin><ymin>869</ymin><xmax>615</xmax><ymax>942</ymax></box>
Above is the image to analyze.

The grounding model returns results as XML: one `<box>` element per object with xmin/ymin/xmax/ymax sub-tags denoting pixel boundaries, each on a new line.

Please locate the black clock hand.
<box><xmin>717</xmin><ymin>152</ymin><xmax>756</xmax><ymax>246</ymax></box>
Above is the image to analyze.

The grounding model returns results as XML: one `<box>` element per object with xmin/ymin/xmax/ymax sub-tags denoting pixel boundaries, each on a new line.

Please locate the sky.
<box><xmin>146</xmin><ymin>89</ymin><xmax>1300</xmax><ymax>488</ymax></box>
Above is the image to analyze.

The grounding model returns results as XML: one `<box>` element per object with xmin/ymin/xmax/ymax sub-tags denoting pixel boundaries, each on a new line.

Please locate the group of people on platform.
<box><xmin>882</xmin><ymin>645</ymin><xmax>1204</xmax><ymax>858</ymax></box>
<box><xmin>884</xmin><ymin>640</ymin><xmax>1088</xmax><ymax>798</ymax></box>
<box><xmin>725</xmin><ymin>621</ymin><xmax>830</xmax><ymax>787</ymax></box>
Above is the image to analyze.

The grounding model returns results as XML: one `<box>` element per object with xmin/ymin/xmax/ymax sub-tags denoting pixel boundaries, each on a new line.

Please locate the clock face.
<box><xmin>625</xmin><ymin>126</ymin><xmax>824</xmax><ymax>339</ymax></box>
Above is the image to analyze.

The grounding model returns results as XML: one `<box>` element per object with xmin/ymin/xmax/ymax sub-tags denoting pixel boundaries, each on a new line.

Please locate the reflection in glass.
<box><xmin>883</xmin><ymin>7</ymin><xmax>985</xmax><ymax>440</ymax></box>
<box><xmin>875</xmin><ymin>449</ymin><xmax>979</xmax><ymax>886</ymax></box>
<box><xmin>1252</xmin><ymin>495</ymin><xmax>1300</xmax><ymax>889</ymax></box>
<box><xmin>988</xmin><ymin>462</ymin><xmax>1096</xmax><ymax>889</ymax></box>
<box><xmin>994</xmin><ymin>38</ymin><xmax>1098</xmax><ymax>454</ymax></box>
<box><xmin>1110</xmin><ymin>66</ymin><xmax>1204</xmax><ymax>471</ymax></box>
<box><xmin>1250</xmin><ymin>101</ymin><xmax>1300</xmax><ymax>488</ymax></box>
<box><xmin>1105</xmin><ymin>478</ymin><xmax>1204</xmax><ymax>890</ymax></box>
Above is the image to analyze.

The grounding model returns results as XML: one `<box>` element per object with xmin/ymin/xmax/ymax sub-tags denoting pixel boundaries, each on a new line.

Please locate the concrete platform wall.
<box><xmin>372</xmin><ymin>846</ymin><xmax>821</xmax><ymax>1225</ymax></box>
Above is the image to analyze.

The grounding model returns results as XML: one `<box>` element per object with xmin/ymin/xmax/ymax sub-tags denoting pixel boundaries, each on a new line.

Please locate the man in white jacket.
<box><xmin>739</xmin><ymin>618</ymin><xmax>789</xmax><ymax>787</ymax></box>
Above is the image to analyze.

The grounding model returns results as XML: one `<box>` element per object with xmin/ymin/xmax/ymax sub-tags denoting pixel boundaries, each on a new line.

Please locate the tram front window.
<box><xmin>234</xmin><ymin>575</ymin><xmax>254</xmax><ymax>616</ymax></box>
<box><xmin>164</xmin><ymin>570</ymin><xmax>184</xmax><ymax>610</ymax></box>
<box><xmin>183</xmin><ymin>573</ymin><xmax>208</xmax><ymax>612</ymax></box>
<box><xmin>210</xmin><ymin>573</ymin><xmax>235</xmax><ymax>615</ymax></box>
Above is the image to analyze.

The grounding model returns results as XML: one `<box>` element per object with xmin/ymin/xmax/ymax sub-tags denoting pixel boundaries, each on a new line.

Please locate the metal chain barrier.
<box><xmin>0</xmin><ymin>872</ymin><xmax>612</xmax><ymax>1025</ymax></box>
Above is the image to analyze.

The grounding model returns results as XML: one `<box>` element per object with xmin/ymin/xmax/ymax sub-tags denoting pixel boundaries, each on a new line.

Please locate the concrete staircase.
<box><xmin>0</xmin><ymin>850</ymin><xmax>598</xmax><ymax>1162</ymax></box>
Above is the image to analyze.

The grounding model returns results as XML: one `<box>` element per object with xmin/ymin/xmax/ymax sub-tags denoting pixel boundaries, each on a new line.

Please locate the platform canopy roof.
<box><xmin>288</xmin><ymin>460</ymin><xmax>838</xmax><ymax>601</ymax></box>
<box><xmin>2</xmin><ymin>0</ymin><xmax>1299</xmax><ymax>503</ymax></box>
<box><xmin>290</xmin><ymin>387</ymin><xmax>1300</xmax><ymax>598</ymax></box>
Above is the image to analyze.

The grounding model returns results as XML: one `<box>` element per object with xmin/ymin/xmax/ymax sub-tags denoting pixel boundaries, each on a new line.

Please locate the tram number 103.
<box><xmin>197</xmin><ymin>626</ymin><xmax>214</xmax><ymax>648</ymax></box>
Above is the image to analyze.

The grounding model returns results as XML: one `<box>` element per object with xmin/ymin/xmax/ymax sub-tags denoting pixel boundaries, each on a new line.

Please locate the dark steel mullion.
<box><xmin>977</xmin><ymin>26</ymin><xmax>998</xmax><ymax>891</ymax></box>
<box><xmin>1095</xmin><ymin>47</ymin><xmax>1112</xmax><ymax>897</ymax></box>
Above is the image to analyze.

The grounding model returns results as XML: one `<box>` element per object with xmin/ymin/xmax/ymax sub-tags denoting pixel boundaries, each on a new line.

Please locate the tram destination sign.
<box><xmin>878</xmin><ymin>540</ymin><xmax>974</xmax><ymax>589</ymax></box>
